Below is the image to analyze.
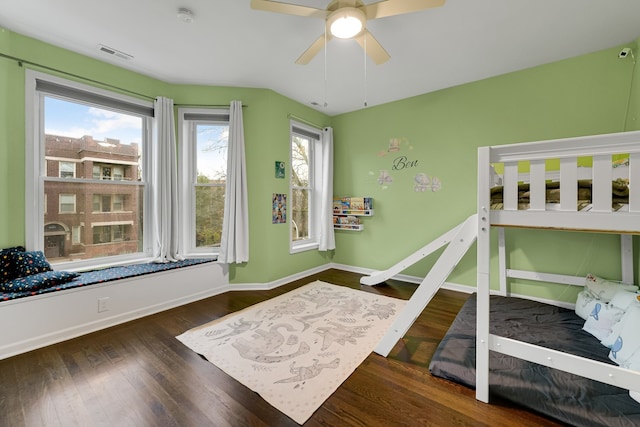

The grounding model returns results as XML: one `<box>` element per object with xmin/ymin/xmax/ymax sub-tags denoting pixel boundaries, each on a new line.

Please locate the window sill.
<box><xmin>290</xmin><ymin>241</ymin><xmax>319</xmax><ymax>254</ymax></box>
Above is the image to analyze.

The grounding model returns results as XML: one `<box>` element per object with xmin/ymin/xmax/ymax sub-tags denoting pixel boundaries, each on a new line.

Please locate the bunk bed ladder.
<box><xmin>371</xmin><ymin>214</ymin><xmax>478</xmax><ymax>357</ymax></box>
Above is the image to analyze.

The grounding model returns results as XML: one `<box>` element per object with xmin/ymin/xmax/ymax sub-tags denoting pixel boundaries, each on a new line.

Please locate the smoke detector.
<box><xmin>177</xmin><ymin>8</ymin><xmax>195</xmax><ymax>23</ymax></box>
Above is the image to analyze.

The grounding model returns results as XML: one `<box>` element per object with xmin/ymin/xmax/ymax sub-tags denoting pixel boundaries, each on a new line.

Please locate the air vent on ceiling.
<box><xmin>97</xmin><ymin>44</ymin><xmax>133</xmax><ymax>61</ymax></box>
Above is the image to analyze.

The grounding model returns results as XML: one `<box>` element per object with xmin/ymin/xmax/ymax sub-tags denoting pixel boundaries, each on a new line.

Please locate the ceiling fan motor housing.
<box><xmin>327</xmin><ymin>7</ymin><xmax>366</xmax><ymax>39</ymax></box>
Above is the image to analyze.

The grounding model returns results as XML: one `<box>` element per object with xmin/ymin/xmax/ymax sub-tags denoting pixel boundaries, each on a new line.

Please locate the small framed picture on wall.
<box><xmin>275</xmin><ymin>161</ymin><xmax>285</xmax><ymax>179</ymax></box>
<box><xmin>272</xmin><ymin>193</ymin><xmax>286</xmax><ymax>224</ymax></box>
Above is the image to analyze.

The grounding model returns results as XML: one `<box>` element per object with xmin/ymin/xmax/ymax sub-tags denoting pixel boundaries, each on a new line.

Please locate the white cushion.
<box><xmin>609</xmin><ymin>290</ymin><xmax>640</xmax><ymax>311</ymax></box>
<box><xmin>585</xmin><ymin>274</ymin><xmax>638</xmax><ymax>302</ymax></box>
<box><xmin>626</xmin><ymin>349</ymin><xmax>640</xmax><ymax>403</ymax></box>
<box><xmin>582</xmin><ymin>302</ymin><xmax>624</xmax><ymax>341</ymax></box>
<box><xmin>608</xmin><ymin>305</ymin><xmax>640</xmax><ymax>365</ymax></box>
<box><xmin>601</xmin><ymin>318</ymin><xmax>624</xmax><ymax>348</ymax></box>
<box><xmin>575</xmin><ymin>290</ymin><xmax>599</xmax><ymax>320</ymax></box>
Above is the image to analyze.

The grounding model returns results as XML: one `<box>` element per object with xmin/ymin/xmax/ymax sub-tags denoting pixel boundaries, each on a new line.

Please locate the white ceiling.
<box><xmin>2</xmin><ymin>0</ymin><xmax>640</xmax><ymax>116</ymax></box>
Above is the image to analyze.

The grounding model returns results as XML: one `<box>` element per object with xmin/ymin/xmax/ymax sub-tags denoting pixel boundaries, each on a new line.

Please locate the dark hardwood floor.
<box><xmin>0</xmin><ymin>269</ymin><xmax>565</xmax><ymax>426</ymax></box>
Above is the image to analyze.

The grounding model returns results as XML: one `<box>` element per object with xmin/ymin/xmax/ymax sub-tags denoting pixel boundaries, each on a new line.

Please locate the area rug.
<box><xmin>176</xmin><ymin>280</ymin><xmax>406</xmax><ymax>424</ymax></box>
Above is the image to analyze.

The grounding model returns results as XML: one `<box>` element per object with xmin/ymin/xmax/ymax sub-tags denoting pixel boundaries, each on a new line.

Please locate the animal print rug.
<box><xmin>176</xmin><ymin>280</ymin><xmax>406</xmax><ymax>424</ymax></box>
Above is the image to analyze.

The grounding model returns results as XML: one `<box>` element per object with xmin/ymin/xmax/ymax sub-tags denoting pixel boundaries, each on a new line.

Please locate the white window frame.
<box><xmin>178</xmin><ymin>107</ymin><xmax>230</xmax><ymax>257</ymax></box>
<box><xmin>25</xmin><ymin>70</ymin><xmax>154</xmax><ymax>270</ymax></box>
<box><xmin>59</xmin><ymin>161</ymin><xmax>75</xmax><ymax>178</ymax></box>
<box><xmin>72</xmin><ymin>225</ymin><xmax>81</xmax><ymax>244</ymax></box>
<box><xmin>58</xmin><ymin>194</ymin><xmax>76</xmax><ymax>214</ymax></box>
<box><xmin>92</xmin><ymin>194</ymin><xmax>125</xmax><ymax>213</ymax></box>
<box><xmin>289</xmin><ymin>121</ymin><xmax>323</xmax><ymax>254</ymax></box>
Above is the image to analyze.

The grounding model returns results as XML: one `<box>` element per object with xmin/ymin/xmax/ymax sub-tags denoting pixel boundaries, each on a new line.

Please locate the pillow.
<box><xmin>601</xmin><ymin>317</ymin><xmax>625</xmax><ymax>348</ymax></box>
<box><xmin>585</xmin><ymin>274</ymin><xmax>638</xmax><ymax>302</ymax></box>
<box><xmin>0</xmin><ymin>270</ymin><xmax>79</xmax><ymax>293</ymax></box>
<box><xmin>10</xmin><ymin>250</ymin><xmax>51</xmax><ymax>278</ymax></box>
<box><xmin>582</xmin><ymin>302</ymin><xmax>624</xmax><ymax>341</ymax></box>
<box><xmin>626</xmin><ymin>347</ymin><xmax>640</xmax><ymax>370</ymax></box>
<box><xmin>0</xmin><ymin>246</ymin><xmax>26</xmax><ymax>282</ymax></box>
<box><xmin>608</xmin><ymin>305</ymin><xmax>640</xmax><ymax>365</ymax></box>
<box><xmin>610</xmin><ymin>290</ymin><xmax>640</xmax><ymax>311</ymax></box>
<box><xmin>624</xmin><ymin>348</ymin><xmax>640</xmax><ymax>404</ymax></box>
<box><xmin>575</xmin><ymin>290</ymin><xmax>599</xmax><ymax>320</ymax></box>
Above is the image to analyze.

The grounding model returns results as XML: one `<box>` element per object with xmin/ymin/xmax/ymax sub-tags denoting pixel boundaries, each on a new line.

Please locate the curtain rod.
<box><xmin>174</xmin><ymin>103</ymin><xmax>248</xmax><ymax>108</ymax></box>
<box><xmin>1</xmin><ymin>52</ymin><xmax>156</xmax><ymax>101</ymax></box>
<box><xmin>0</xmin><ymin>53</ymin><xmax>249</xmax><ymax>109</ymax></box>
<box><xmin>287</xmin><ymin>113</ymin><xmax>323</xmax><ymax>130</ymax></box>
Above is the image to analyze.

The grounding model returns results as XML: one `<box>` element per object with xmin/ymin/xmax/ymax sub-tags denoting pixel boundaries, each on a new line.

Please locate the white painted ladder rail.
<box><xmin>361</xmin><ymin>214</ymin><xmax>478</xmax><ymax>357</ymax></box>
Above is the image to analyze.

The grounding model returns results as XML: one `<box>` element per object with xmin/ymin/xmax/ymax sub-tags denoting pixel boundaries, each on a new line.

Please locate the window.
<box><xmin>290</xmin><ymin>121</ymin><xmax>323</xmax><ymax>253</ymax></box>
<box><xmin>112</xmin><ymin>195</ymin><xmax>124</xmax><ymax>211</ymax></box>
<box><xmin>93</xmin><ymin>194</ymin><xmax>125</xmax><ymax>212</ymax></box>
<box><xmin>93</xmin><ymin>225</ymin><xmax>127</xmax><ymax>244</ymax></box>
<box><xmin>178</xmin><ymin>108</ymin><xmax>229</xmax><ymax>255</ymax></box>
<box><xmin>26</xmin><ymin>70</ymin><xmax>153</xmax><ymax>268</ymax></box>
<box><xmin>93</xmin><ymin>164</ymin><xmax>126</xmax><ymax>181</ymax></box>
<box><xmin>72</xmin><ymin>226</ymin><xmax>81</xmax><ymax>244</ymax></box>
<box><xmin>59</xmin><ymin>161</ymin><xmax>75</xmax><ymax>178</ymax></box>
<box><xmin>59</xmin><ymin>194</ymin><xmax>76</xmax><ymax>213</ymax></box>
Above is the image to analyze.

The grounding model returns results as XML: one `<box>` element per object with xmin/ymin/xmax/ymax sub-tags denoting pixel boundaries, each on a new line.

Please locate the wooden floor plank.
<box><xmin>0</xmin><ymin>269</ymin><xmax>565</xmax><ymax>426</ymax></box>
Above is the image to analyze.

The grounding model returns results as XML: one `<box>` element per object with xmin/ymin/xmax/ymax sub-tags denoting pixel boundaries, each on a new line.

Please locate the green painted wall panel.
<box><xmin>1</xmin><ymin>26</ymin><xmax>639</xmax><ymax>296</ymax></box>
<box><xmin>0</xmin><ymin>29</ymin><xmax>332</xmax><ymax>284</ymax></box>
<box><xmin>331</xmin><ymin>45</ymin><xmax>637</xmax><ymax>302</ymax></box>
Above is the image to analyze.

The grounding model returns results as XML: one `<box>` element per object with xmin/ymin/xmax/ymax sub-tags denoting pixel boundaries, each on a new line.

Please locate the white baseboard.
<box><xmin>230</xmin><ymin>264</ymin><xmax>331</xmax><ymax>291</ymax></box>
<box><xmin>328</xmin><ymin>264</ymin><xmax>573</xmax><ymax>307</ymax></box>
<box><xmin>329</xmin><ymin>263</ymin><xmax>475</xmax><ymax>294</ymax></box>
<box><xmin>1</xmin><ymin>260</ymin><xmax>574</xmax><ymax>361</ymax></box>
<box><xmin>0</xmin><ymin>262</ymin><xmax>228</xmax><ymax>360</ymax></box>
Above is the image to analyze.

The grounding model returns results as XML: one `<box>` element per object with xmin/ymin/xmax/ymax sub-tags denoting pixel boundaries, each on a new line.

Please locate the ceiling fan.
<box><xmin>250</xmin><ymin>0</ymin><xmax>445</xmax><ymax>65</ymax></box>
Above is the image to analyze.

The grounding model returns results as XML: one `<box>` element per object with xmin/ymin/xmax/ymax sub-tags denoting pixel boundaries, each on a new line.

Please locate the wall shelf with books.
<box><xmin>333</xmin><ymin>197</ymin><xmax>373</xmax><ymax>231</ymax></box>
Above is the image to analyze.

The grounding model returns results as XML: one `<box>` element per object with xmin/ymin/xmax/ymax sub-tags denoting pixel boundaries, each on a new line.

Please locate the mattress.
<box><xmin>489</xmin><ymin>178</ymin><xmax>629</xmax><ymax>211</ymax></box>
<box><xmin>429</xmin><ymin>293</ymin><xmax>640</xmax><ymax>427</ymax></box>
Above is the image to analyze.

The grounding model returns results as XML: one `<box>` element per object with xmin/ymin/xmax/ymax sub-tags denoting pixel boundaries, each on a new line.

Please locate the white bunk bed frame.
<box><xmin>476</xmin><ymin>130</ymin><xmax>640</xmax><ymax>403</ymax></box>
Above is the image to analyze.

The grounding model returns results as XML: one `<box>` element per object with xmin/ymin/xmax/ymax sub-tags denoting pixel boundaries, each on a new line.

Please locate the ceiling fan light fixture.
<box><xmin>327</xmin><ymin>7</ymin><xmax>365</xmax><ymax>39</ymax></box>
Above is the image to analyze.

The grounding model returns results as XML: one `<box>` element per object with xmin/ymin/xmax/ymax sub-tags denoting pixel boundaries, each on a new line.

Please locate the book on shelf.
<box><xmin>333</xmin><ymin>215</ymin><xmax>362</xmax><ymax>229</ymax></box>
<box><xmin>333</xmin><ymin>215</ymin><xmax>360</xmax><ymax>225</ymax></box>
<box><xmin>332</xmin><ymin>197</ymin><xmax>373</xmax><ymax>213</ymax></box>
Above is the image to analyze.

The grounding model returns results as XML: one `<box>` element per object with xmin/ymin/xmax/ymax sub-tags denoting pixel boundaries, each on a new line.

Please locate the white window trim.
<box><xmin>58</xmin><ymin>194</ymin><xmax>76</xmax><ymax>214</ymax></box>
<box><xmin>289</xmin><ymin>120</ymin><xmax>322</xmax><ymax>254</ymax></box>
<box><xmin>25</xmin><ymin>69</ymin><xmax>155</xmax><ymax>270</ymax></box>
<box><xmin>178</xmin><ymin>107</ymin><xmax>229</xmax><ymax>257</ymax></box>
<box><xmin>71</xmin><ymin>225</ymin><xmax>81</xmax><ymax>244</ymax></box>
<box><xmin>59</xmin><ymin>161</ymin><xmax>76</xmax><ymax>178</ymax></box>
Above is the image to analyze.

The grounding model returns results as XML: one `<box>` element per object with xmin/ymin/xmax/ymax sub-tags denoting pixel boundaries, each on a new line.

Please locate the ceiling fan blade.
<box><xmin>363</xmin><ymin>0</ymin><xmax>446</xmax><ymax>20</ymax></box>
<box><xmin>295</xmin><ymin>34</ymin><xmax>330</xmax><ymax>65</ymax></box>
<box><xmin>250</xmin><ymin>0</ymin><xmax>328</xmax><ymax>19</ymax></box>
<box><xmin>354</xmin><ymin>29</ymin><xmax>390</xmax><ymax>65</ymax></box>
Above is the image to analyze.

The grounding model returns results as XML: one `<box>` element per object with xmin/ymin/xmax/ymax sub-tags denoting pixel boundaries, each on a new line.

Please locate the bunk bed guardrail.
<box><xmin>476</xmin><ymin>130</ymin><xmax>640</xmax><ymax>404</ymax></box>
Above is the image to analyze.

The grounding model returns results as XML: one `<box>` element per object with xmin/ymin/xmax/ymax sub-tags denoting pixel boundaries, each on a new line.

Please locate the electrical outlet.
<box><xmin>98</xmin><ymin>297</ymin><xmax>110</xmax><ymax>313</ymax></box>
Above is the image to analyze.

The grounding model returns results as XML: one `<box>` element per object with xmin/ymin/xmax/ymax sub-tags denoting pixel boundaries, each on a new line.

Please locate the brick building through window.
<box><xmin>43</xmin><ymin>134</ymin><xmax>142</xmax><ymax>261</ymax></box>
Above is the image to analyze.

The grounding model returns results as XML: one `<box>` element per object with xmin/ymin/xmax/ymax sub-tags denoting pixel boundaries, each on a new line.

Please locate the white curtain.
<box><xmin>318</xmin><ymin>127</ymin><xmax>335</xmax><ymax>251</ymax></box>
<box><xmin>218</xmin><ymin>100</ymin><xmax>249</xmax><ymax>264</ymax></box>
<box><xmin>152</xmin><ymin>96</ymin><xmax>181</xmax><ymax>262</ymax></box>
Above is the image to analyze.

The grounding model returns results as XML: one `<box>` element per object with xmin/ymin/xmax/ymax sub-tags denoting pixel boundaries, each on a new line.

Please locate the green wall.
<box><xmin>331</xmin><ymin>43</ymin><xmax>638</xmax><ymax>302</ymax></box>
<box><xmin>1</xmin><ymin>27</ymin><xmax>638</xmax><ymax>296</ymax></box>
<box><xmin>0</xmin><ymin>29</ymin><xmax>332</xmax><ymax>285</ymax></box>
<box><xmin>624</xmin><ymin>37</ymin><xmax>640</xmax><ymax>131</ymax></box>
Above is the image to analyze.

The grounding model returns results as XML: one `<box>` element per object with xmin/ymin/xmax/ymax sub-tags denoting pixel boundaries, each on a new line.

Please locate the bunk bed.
<box><xmin>361</xmin><ymin>130</ymin><xmax>640</xmax><ymax>424</ymax></box>
<box><xmin>462</xmin><ymin>130</ymin><xmax>640</xmax><ymax>425</ymax></box>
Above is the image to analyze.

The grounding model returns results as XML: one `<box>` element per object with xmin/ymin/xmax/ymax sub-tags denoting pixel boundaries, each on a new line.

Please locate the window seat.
<box><xmin>1</xmin><ymin>258</ymin><xmax>215</xmax><ymax>302</ymax></box>
<box><xmin>1</xmin><ymin>257</ymin><xmax>228</xmax><ymax>360</ymax></box>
